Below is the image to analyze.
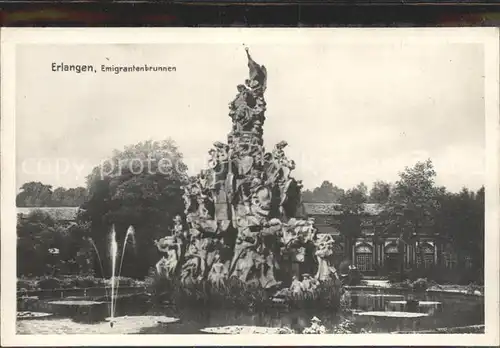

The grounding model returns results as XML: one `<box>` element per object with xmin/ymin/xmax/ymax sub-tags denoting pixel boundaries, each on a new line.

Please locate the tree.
<box><xmin>301</xmin><ymin>181</ymin><xmax>345</xmax><ymax>203</ymax></box>
<box><xmin>83</xmin><ymin>139</ymin><xmax>188</xmax><ymax>278</ymax></box>
<box><xmin>50</xmin><ymin>187</ymin><xmax>88</xmax><ymax>206</ymax></box>
<box><xmin>17</xmin><ymin>183</ymin><xmax>88</xmax><ymax>207</ymax></box>
<box><xmin>16</xmin><ymin>182</ymin><xmax>53</xmax><ymax>207</ymax></box>
<box><xmin>368</xmin><ymin>180</ymin><xmax>392</xmax><ymax>204</ymax></box>
<box><xmin>381</xmin><ymin>159</ymin><xmax>441</xmax><ymax>281</ymax></box>
<box><xmin>17</xmin><ymin>210</ymin><xmax>57</xmax><ymax>276</ymax></box>
<box><xmin>339</xmin><ymin>184</ymin><xmax>367</xmax><ymax>261</ymax></box>
<box><xmin>435</xmin><ymin>186</ymin><xmax>484</xmax><ymax>277</ymax></box>
<box><xmin>17</xmin><ymin>210</ymin><xmax>92</xmax><ymax>277</ymax></box>
<box><xmin>355</xmin><ymin>182</ymin><xmax>368</xmax><ymax>198</ymax></box>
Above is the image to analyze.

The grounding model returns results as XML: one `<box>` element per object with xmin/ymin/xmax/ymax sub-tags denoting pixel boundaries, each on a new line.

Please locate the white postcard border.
<box><xmin>1</xmin><ymin>27</ymin><xmax>499</xmax><ymax>346</ymax></box>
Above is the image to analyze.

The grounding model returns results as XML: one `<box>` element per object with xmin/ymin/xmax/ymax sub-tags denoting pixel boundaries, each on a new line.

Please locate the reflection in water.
<box><xmin>21</xmin><ymin>290</ymin><xmax>484</xmax><ymax>334</ymax></box>
<box><xmin>135</xmin><ymin>290</ymin><xmax>483</xmax><ymax>334</ymax></box>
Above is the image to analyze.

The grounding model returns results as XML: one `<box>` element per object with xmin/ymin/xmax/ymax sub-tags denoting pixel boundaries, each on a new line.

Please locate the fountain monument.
<box><xmin>155</xmin><ymin>48</ymin><xmax>339</xmax><ymax>292</ymax></box>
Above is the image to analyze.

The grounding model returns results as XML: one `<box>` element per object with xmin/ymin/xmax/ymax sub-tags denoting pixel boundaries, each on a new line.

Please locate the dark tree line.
<box><xmin>16</xmin><ymin>182</ymin><xmax>88</xmax><ymax>207</ymax></box>
<box><xmin>17</xmin><ymin>210</ymin><xmax>93</xmax><ymax>277</ymax></box>
<box><xmin>302</xmin><ymin>159</ymin><xmax>485</xmax><ymax>282</ymax></box>
<box><xmin>17</xmin><ymin>137</ymin><xmax>484</xmax><ymax>284</ymax></box>
<box><xmin>79</xmin><ymin>139</ymin><xmax>187</xmax><ymax>278</ymax></box>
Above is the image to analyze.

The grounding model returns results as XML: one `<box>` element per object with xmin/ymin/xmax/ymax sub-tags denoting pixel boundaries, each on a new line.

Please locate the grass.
<box><xmin>146</xmin><ymin>275</ymin><xmax>343</xmax><ymax>310</ymax></box>
<box><xmin>17</xmin><ymin>275</ymin><xmax>146</xmax><ymax>292</ymax></box>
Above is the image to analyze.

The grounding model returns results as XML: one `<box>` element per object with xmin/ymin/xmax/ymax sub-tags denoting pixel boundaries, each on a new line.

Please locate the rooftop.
<box><xmin>302</xmin><ymin>203</ymin><xmax>384</xmax><ymax>216</ymax></box>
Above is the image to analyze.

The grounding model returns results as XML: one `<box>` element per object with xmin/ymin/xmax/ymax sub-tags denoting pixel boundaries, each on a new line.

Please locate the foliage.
<box><xmin>434</xmin><ymin>187</ymin><xmax>484</xmax><ymax>273</ymax></box>
<box><xmin>390</xmin><ymin>265</ymin><xmax>483</xmax><ymax>286</ymax></box>
<box><xmin>339</xmin><ymin>290</ymin><xmax>352</xmax><ymax>311</ymax></box>
<box><xmin>301</xmin><ymin>181</ymin><xmax>345</xmax><ymax>203</ymax></box>
<box><xmin>145</xmin><ymin>275</ymin><xmax>271</xmax><ymax>309</ymax></box>
<box><xmin>51</xmin><ymin>187</ymin><xmax>88</xmax><ymax>207</ymax></box>
<box><xmin>339</xmin><ymin>185</ymin><xmax>367</xmax><ymax>260</ymax></box>
<box><xmin>368</xmin><ymin>180</ymin><xmax>392</xmax><ymax>204</ymax></box>
<box><xmin>16</xmin><ymin>275</ymin><xmax>144</xmax><ymax>291</ymax></box>
<box><xmin>380</xmin><ymin>160</ymin><xmax>441</xmax><ymax>280</ymax></box>
<box><xmin>81</xmin><ymin>139</ymin><xmax>188</xmax><ymax>278</ymax></box>
<box><xmin>330</xmin><ymin>318</ymin><xmax>358</xmax><ymax>334</ymax></box>
<box><xmin>145</xmin><ymin>274</ymin><xmax>342</xmax><ymax>310</ymax></box>
<box><xmin>344</xmin><ymin>268</ymin><xmax>363</xmax><ymax>286</ymax></box>
<box><xmin>411</xmin><ymin>278</ymin><xmax>429</xmax><ymax>292</ymax></box>
<box><xmin>16</xmin><ymin>182</ymin><xmax>54</xmax><ymax>207</ymax></box>
<box><xmin>287</xmin><ymin>279</ymin><xmax>342</xmax><ymax>310</ymax></box>
<box><xmin>17</xmin><ymin>210</ymin><xmax>94</xmax><ymax>277</ymax></box>
<box><xmin>302</xmin><ymin>321</ymin><xmax>327</xmax><ymax>334</ymax></box>
<box><xmin>36</xmin><ymin>276</ymin><xmax>62</xmax><ymax>290</ymax></box>
<box><xmin>16</xmin><ymin>182</ymin><xmax>88</xmax><ymax>207</ymax></box>
<box><xmin>338</xmin><ymin>260</ymin><xmax>352</xmax><ymax>274</ymax></box>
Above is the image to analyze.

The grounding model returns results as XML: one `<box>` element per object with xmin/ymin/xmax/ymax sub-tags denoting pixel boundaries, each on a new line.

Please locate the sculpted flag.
<box><xmin>246</xmin><ymin>48</ymin><xmax>267</xmax><ymax>91</ymax></box>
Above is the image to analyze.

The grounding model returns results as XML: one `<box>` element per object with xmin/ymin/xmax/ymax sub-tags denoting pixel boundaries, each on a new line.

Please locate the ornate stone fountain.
<box><xmin>155</xmin><ymin>48</ymin><xmax>339</xmax><ymax>291</ymax></box>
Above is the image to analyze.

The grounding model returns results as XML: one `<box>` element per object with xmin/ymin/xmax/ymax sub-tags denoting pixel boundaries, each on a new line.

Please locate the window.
<box><xmin>416</xmin><ymin>243</ymin><xmax>435</xmax><ymax>268</ymax></box>
<box><xmin>385</xmin><ymin>245</ymin><xmax>398</xmax><ymax>254</ymax></box>
<box><xmin>356</xmin><ymin>245</ymin><xmax>372</xmax><ymax>253</ymax></box>
<box><xmin>385</xmin><ymin>243</ymin><xmax>399</xmax><ymax>272</ymax></box>
<box><xmin>355</xmin><ymin>244</ymin><xmax>373</xmax><ymax>271</ymax></box>
<box><xmin>356</xmin><ymin>254</ymin><xmax>373</xmax><ymax>271</ymax></box>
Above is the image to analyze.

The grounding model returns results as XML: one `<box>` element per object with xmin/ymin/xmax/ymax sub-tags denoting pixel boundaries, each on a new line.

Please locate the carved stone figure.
<box><xmin>289</xmin><ymin>276</ymin><xmax>305</xmax><ymax>295</ymax></box>
<box><xmin>314</xmin><ymin>234</ymin><xmax>339</xmax><ymax>281</ymax></box>
<box><xmin>154</xmin><ymin>236</ymin><xmax>181</xmax><ymax>279</ymax></box>
<box><xmin>245</xmin><ymin>47</ymin><xmax>267</xmax><ymax>92</ymax></box>
<box><xmin>154</xmin><ymin>48</ymin><xmax>341</xmax><ymax>298</ymax></box>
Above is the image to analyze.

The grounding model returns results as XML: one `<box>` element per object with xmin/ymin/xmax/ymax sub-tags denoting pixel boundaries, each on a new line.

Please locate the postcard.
<box><xmin>1</xmin><ymin>27</ymin><xmax>499</xmax><ymax>346</ymax></box>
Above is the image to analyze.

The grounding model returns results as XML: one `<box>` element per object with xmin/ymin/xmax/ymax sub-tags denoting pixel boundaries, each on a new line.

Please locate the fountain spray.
<box><xmin>113</xmin><ymin>226</ymin><xmax>136</xmax><ymax>315</ymax></box>
<box><xmin>110</xmin><ymin>225</ymin><xmax>118</xmax><ymax>327</ymax></box>
<box><xmin>88</xmin><ymin>238</ymin><xmax>110</xmax><ymax>302</ymax></box>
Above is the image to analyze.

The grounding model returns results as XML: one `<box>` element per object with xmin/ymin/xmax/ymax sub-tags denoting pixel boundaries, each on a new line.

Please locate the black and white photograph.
<box><xmin>1</xmin><ymin>28</ymin><xmax>499</xmax><ymax>346</ymax></box>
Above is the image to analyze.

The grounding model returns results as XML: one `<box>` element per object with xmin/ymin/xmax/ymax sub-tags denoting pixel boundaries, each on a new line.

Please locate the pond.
<box><xmin>17</xmin><ymin>289</ymin><xmax>484</xmax><ymax>334</ymax></box>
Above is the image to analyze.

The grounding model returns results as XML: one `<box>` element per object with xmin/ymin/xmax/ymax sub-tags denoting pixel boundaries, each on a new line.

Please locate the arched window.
<box><xmin>384</xmin><ymin>242</ymin><xmax>399</xmax><ymax>272</ymax></box>
<box><xmin>385</xmin><ymin>243</ymin><xmax>399</xmax><ymax>254</ymax></box>
<box><xmin>416</xmin><ymin>242</ymin><xmax>435</xmax><ymax>268</ymax></box>
<box><xmin>355</xmin><ymin>243</ymin><xmax>373</xmax><ymax>271</ymax></box>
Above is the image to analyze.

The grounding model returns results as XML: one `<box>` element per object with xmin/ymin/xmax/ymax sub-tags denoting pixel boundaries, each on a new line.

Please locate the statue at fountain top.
<box><xmin>245</xmin><ymin>47</ymin><xmax>267</xmax><ymax>93</ymax></box>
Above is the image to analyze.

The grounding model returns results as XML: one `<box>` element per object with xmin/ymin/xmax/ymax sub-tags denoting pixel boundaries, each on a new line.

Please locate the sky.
<box><xmin>15</xmin><ymin>41</ymin><xmax>485</xmax><ymax>193</ymax></box>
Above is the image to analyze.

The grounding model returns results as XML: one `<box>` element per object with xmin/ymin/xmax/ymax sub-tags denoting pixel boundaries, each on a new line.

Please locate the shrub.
<box><xmin>314</xmin><ymin>279</ymin><xmax>342</xmax><ymax>309</ymax></box>
<box><xmin>338</xmin><ymin>260</ymin><xmax>352</xmax><ymax>275</ymax></box>
<box><xmin>388</xmin><ymin>271</ymin><xmax>409</xmax><ymax>283</ymax></box>
<box><xmin>339</xmin><ymin>290</ymin><xmax>352</xmax><ymax>311</ymax></box>
<box><xmin>411</xmin><ymin>278</ymin><xmax>429</xmax><ymax>292</ymax></box>
<box><xmin>17</xmin><ymin>278</ymin><xmax>37</xmax><ymax>291</ymax></box>
<box><xmin>36</xmin><ymin>276</ymin><xmax>62</xmax><ymax>290</ymax></box>
<box><xmin>345</xmin><ymin>268</ymin><xmax>362</xmax><ymax>286</ymax></box>
<box><xmin>103</xmin><ymin>276</ymin><xmax>136</xmax><ymax>287</ymax></box>
<box><xmin>390</xmin><ymin>279</ymin><xmax>412</xmax><ymax>289</ymax></box>
<box><xmin>286</xmin><ymin>279</ymin><xmax>342</xmax><ymax>310</ymax></box>
<box><xmin>404</xmin><ymin>266</ymin><xmax>484</xmax><ymax>286</ymax></box>
<box><xmin>331</xmin><ymin>318</ymin><xmax>357</xmax><ymax>334</ymax></box>
<box><xmin>71</xmin><ymin>275</ymin><xmax>101</xmax><ymax>288</ymax></box>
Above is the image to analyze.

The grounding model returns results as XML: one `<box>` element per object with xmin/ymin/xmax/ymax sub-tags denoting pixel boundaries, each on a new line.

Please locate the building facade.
<box><xmin>16</xmin><ymin>205</ymin><xmax>470</xmax><ymax>276</ymax></box>
<box><xmin>300</xmin><ymin>202</ymin><xmax>467</xmax><ymax>276</ymax></box>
